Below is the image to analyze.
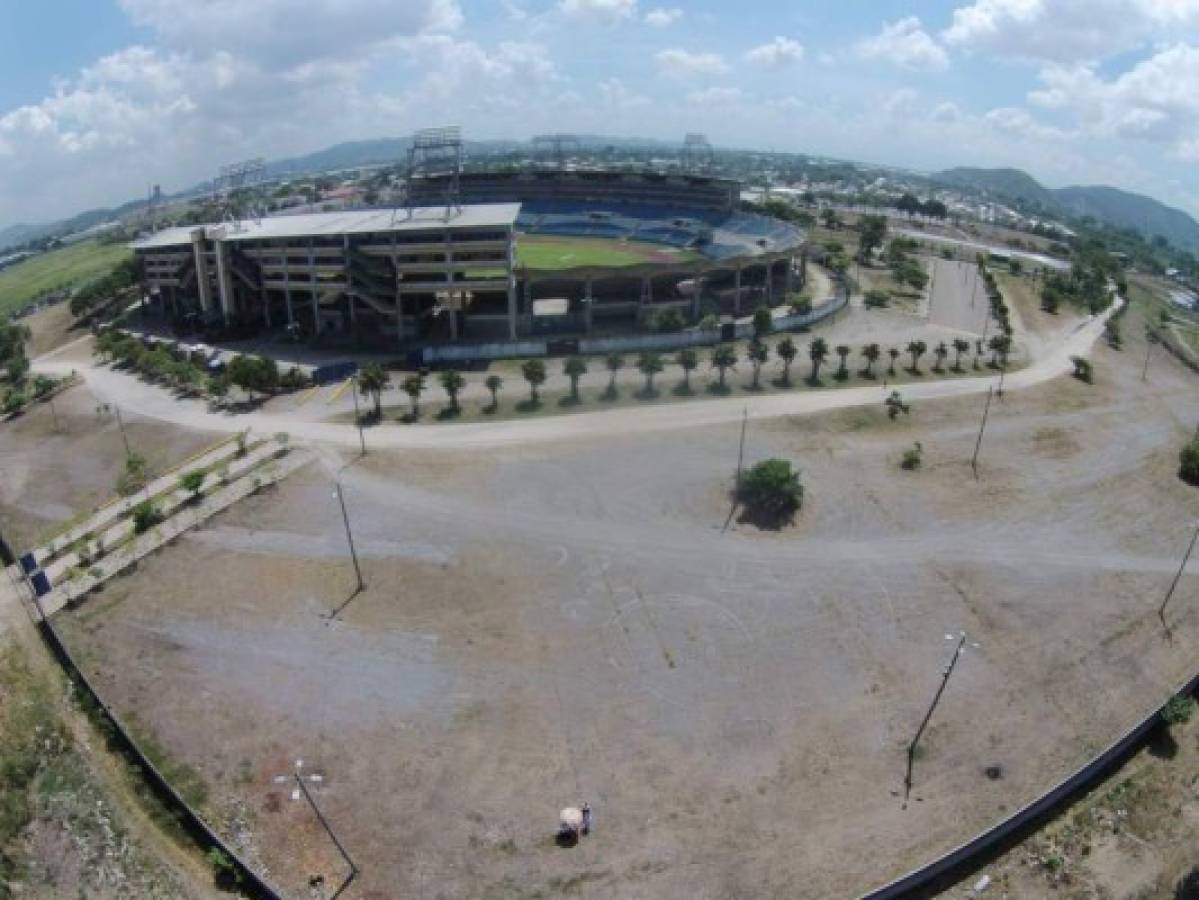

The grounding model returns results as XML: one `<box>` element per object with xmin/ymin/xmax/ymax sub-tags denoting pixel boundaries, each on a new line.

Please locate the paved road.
<box><xmin>33</xmin><ymin>297</ymin><xmax>1118</xmax><ymax>451</ymax></box>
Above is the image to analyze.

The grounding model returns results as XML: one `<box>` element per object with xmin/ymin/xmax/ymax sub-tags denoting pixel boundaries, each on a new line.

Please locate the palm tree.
<box><xmin>521</xmin><ymin>359</ymin><xmax>547</xmax><ymax>404</ymax></box>
<box><xmin>438</xmin><ymin>369</ymin><xmax>465</xmax><ymax>414</ymax></box>
<box><xmin>677</xmin><ymin>348</ymin><xmax>698</xmax><ymax>392</ymax></box>
<box><xmin>563</xmin><ymin>356</ymin><xmax>588</xmax><ymax>403</ymax></box>
<box><xmin>906</xmin><ymin>340</ymin><xmax>927</xmax><ymax>373</ymax></box>
<box><xmin>358</xmin><ymin>362</ymin><xmax>390</xmax><ymax>420</ymax></box>
<box><xmin>808</xmin><ymin>337</ymin><xmax>829</xmax><ymax>383</ymax></box>
<box><xmin>484</xmin><ymin>374</ymin><xmax>503</xmax><ymax>410</ymax></box>
<box><xmin>400</xmin><ymin>373</ymin><xmax>424</xmax><ymax>418</ymax></box>
<box><xmin>776</xmin><ymin>336</ymin><xmax>798</xmax><ymax>385</ymax></box>
<box><xmin>637</xmin><ymin>351</ymin><xmax>664</xmax><ymax>395</ymax></box>
<box><xmin>887</xmin><ymin>347</ymin><xmax>900</xmax><ymax>376</ymax></box>
<box><xmin>952</xmin><ymin>338</ymin><xmax>970</xmax><ymax>372</ymax></box>
<box><xmin>932</xmin><ymin>342</ymin><xmax>948</xmax><ymax>373</ymax></box>
<box><xmin>988</xmin><ymin>334</ymin><xmax>1011</xmax><ymax>368</ymax></box>
<box><xmin>746</xmin><ymin>340</ymin><xmax>768</xmax><ymax>389</ymax></box>
<box><xmin>604</xmin><ymin>353</ymin><xmax>624</xmax><ymax>397</ymax></box>
<box><xmin>974</xmin><ymin>339</ymin><xmax>984</xmax><ymax>370</ymax></box>
<box><xmin>860</xmin><ymin>343</ymin><xmax>881</xmax><ymax>379</ymax></box>
<box><xmin>710</xmin><ymin>343</ymin><xmax>737</xmax><ymax>390</ymax></box>
<box><xmin>834</xmin><ymin>344</ymin><xmax>850</xmax><ymax>380</ymax></box>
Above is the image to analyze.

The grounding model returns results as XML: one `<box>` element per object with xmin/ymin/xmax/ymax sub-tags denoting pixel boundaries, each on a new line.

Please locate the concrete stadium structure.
<box><xmin>133</xmin><ymin>169</ymin><xmax>807</xmax><ymax>346</ymax></box>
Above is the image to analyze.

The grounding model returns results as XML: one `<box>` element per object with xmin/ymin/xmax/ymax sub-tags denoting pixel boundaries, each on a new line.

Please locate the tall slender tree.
<box><xmin>401</xmin><ymin>373</ymin><xmax>425</xmax><ymax>418</ymax></box>
<box><xmin>438</xmin><ymin>369</ymin><xmax>465</xmax><ymax>413</ymax></box>
<box><xmin>710</xmin><ymin>343</ymin><xmax>737</xmax><ymax>390</ymax></box>
<box><xmin>563</xmin><ymin>356</ymin><xmax>588</xmax><ymax>403</ymax></box>
<box><xmin>887</xmin><ymin>347</ymin><xmax>900</xmax><ymax>376</ymax></box>
<box><xmin>604</xmin><ymin>353</ymin><xmax>624</xmax><ymax>396</ymax></box>
<box><xmin>952</xmin><ymin>338</ymin><xmax>970</xmax><ymax>372</ymax></box>
<box><xmin>521</xmin><ymin>359</ymin><xmax>547</xmax><ymax>404</ymax></box>
<box><xmin>637</xmin><ymin>351</ymin><xmax>664</xmax><ymax>395</ymax></box>
<box><xmin>776</xmin><ymin>337</ymin><xmax>798</xmax><ymax>385</ymax></box>
<box><xmin>906</xmin><ymin>340</ymin><xmax>927</xmax><ymax>373</ymax></box>
<box><xmin>834</xmin><ymin>344</ymin><xmax>851</xmax><ymax>380</ymax></box>
<box><xmin>746</xmin><ymin>340</ymin><xmax>769</xmax><ymax>389</ymax></box>
<box><xmin>808</xmin><ymin>337</ymin><xmax>829</xmax><ymax>383</ymax></box>
<box><xmin>860</xmin><ymin>343</ymin><xmax>881</xmax><ymax>379</ymax></box>
<box><xmin>677</xmin><ymin>348</ymin><xmax>699</xmax><ymax>392</ymax></box>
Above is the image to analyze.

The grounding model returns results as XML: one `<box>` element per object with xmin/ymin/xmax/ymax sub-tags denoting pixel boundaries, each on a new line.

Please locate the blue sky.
<box><xmin>2</xmin><ymin>0</ymin><xmax>1198</xmax><ymax>230</ymax></box>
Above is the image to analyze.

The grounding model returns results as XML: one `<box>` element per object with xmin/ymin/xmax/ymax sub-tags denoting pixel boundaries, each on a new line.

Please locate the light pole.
<box><xmin>114</xmin><ymin>406</ymin><xmax>132</xmax><ymax>458</ymax></box>
<box><xmin>905</xmin><ymin>631</ymin><xmax>977</xmax><ymax>804</ymax></box>
<box><xmin>333</xmin><ymin>480</ymin><xmax>364</xmax><ymax>593</ymax></box>
<box><xmin>1159</xmin><ymin>521</ymin><xmax>1199</xmax><ymax>631</ymax></box>
<box><xmin>350</xmin><ymin>377</ymin><xmax>366</xmax><ymax>456</ymax></box>
<box><xmin>971</xmin><ymin>387</ymin><xmax>994</xmax><ymax>479</ymax></box>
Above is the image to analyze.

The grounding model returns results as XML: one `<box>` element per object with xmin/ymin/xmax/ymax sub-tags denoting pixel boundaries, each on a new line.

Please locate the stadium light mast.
<box><xmin>532</xmin><ymin>133</ymin><xmax>580</xmax><ymax>171</ymax></box>
<box><xmin>213</xmin><ymin>158</ymin><xmax>267</xmax><ymax>230</ymax></box>
<box><xmin>402</xmin><ymin>125</ymin><xmax>464</xmax><ymax>222</ymax></box>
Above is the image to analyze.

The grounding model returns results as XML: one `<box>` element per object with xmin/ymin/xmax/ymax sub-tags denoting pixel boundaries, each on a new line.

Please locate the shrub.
<box><xmin>179</xmin><ymin>470</ymin><xmax>206</xmax><ymax>498</ymax></box>
<box><xmin>1180</xmin><ymin>437</ymin><xmax>1199</xmax><ymax>486</ymax></box>
<box><xmin>3</xmin><ymin>388</ymin><xmax>26</xmax><ymax>415</ymax></box>
<box><xmin>737</xmin><ymin>459</ymin><xmax>803</xmax><ymax>527</ymax></box>
<box><xmin>901</xmin><ymin>441</ymin><xmax>923</xmax><ymax>470</ymax></box>
<box><xmin>1162</xmin><ymin>693</ymin><xmax>1196</xmax><ymax>726</ymax></box>
<box><xmin>131</xmin><ymin>500</ymin><xmax>162</xmax><ymax>534</ymax></box>
<box><xmin>1070</xmin><ymin>356</ymin><xmax>1093</xmax><ymax>383</ymax></box>
<box><xmin>697</xmin><ymin>313</ymin><xmax>720</xmax><ymax>330</ymax></box>
<box><xmin>863</xmin><ymin>289</ymin><xmax>889</xmax><ymax>309</ymax></box>
<box><xmin>651</xmin><ymin>308</ymin><xmax>685</xmax><ymax>333</ymax></box>
<box><xmin>789</xmin><ymin>294</ymin><xmax>812</xmax><ymax>315</ymax></box>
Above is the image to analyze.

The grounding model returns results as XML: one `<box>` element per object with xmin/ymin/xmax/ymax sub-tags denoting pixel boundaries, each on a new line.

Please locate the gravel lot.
<box><xmin>52</xmin><ymin>304</ymin><xmax>1199</xmax><ymax>898</ymax></box>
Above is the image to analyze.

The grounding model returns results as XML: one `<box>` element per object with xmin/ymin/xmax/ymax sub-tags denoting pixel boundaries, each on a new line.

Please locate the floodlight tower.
<box><xmin>532</xmin><ymin>133</ymin><xmax>581</xmax><ymax>170</ymax></box>
<box><xmin>681</xmin><ymin>133</ymin><xmax>715</xmax><ymax>173</ymax></box>
<box><xmin>213</xmin><ymin>158</ymin><xmax>267</xmax><ymax>230</ymax></box>
<box><xmin>402</xmin><ymin>125</ymin><xmax>464</xmax><ymax>222</ymax></box>
<box><xmin>145</xmin><ymin>184</ymin><xmax>162</xmax><ymax>233</ymax></box>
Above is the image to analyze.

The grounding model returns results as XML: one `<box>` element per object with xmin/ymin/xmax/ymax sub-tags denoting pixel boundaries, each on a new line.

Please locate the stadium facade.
<box><xmin>132</xmin><ymin>169</ymin><xmax>806</xmax><ymax>346</ymax></box>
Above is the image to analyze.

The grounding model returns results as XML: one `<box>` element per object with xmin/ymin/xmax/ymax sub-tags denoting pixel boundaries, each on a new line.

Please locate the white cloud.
<box><xmin>984</xmin><ymin>106</ymin><xmax>1074</xmax><ymax>141</ymax></box>
<box><xmin>882</xmin><ymin>88</ymin><xmax>918</xmax><ymax>117</ymax></box>
<box><xmin>856</xmin><ymin>18</ymin><xmax>949</xmax><ymax>71</ymax></box>
<box><xmin>557</xmin><ymin>0</ymin><xmax>638</xmax><ymax>25</ymax></box>
<box><xmin>598</xmin><ymin>78</ymin><xmax>650</xmax><ymax>109</ymax></box>
<box><xmin>644</xmin><ymin>7</ymin><xmax>682</xmax><ymax>27</ymax></box>
<box><xmin>1025</xmin><ymin>44</ymin><xmax>1199</xmax><ymax>153</ymax></box>
<box><xmin>745</xmin><ymin>37</ymin><xmax>804</xmax><ymax>67</ymax></box>
<box><xmin>655</xmin><ymin>48</ymin><xmax>731</xmax><ymax>77</ymax></box>
<box><xmin>687</xmin><ymin>86</ymin><xmax>743</xmax><ymax>105</ymax></box>
<box><xmin>932</xmin><ymin>101</ymin><xmax>962</xmax><ymax>123</ymax></box>
<box><xmin>943</xmin><ymin>0</ymin><xmax>1199</xmax><ymax>63</ymax></box>
<box><xmin>118</xmin><ymin>0</ymin><xmax>461</xmax><ymax>68</ymax></box>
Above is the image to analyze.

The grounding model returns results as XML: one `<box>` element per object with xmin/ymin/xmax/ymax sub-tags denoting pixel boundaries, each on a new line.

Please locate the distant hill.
<box><xmin>935</xmin><ymin>166</ymin><xmax>1199</xmax><ymax>251</ymax></box>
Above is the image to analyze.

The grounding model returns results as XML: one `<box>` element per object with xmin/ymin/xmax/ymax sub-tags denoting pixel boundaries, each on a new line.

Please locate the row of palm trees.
<box><xmin>355</xmin><ymin>334</ymin><xmax>1012</xmax><ymax>420</ymax></box>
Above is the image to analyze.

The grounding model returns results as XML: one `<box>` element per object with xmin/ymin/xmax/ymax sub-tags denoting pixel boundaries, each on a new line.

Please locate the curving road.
<box><xmin>33</xmin><ymin>299</ymin><xmax>1118</xmax><ymax>450</ymax></box>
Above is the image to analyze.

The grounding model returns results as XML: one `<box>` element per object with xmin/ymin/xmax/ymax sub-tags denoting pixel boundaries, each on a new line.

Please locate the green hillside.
<box><xmin>0</xmin><ymin>240</ymin><xmax>132</xmax><ymax>318</ymax></box>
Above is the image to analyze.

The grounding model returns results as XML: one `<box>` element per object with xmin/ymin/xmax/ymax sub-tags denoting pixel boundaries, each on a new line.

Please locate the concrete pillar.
<box><xmin>344</xmin><ymin>235</ymin><xmax>355</xmax><ymax>334</ymax></box>
<box><xmin>785</xmin><ymin>255</ymin><xmax>794</xmax><ymax>297</ymax></box>
<box><xmin>392</xmin><ymin>234</ymin><xmax>403</xmax><ymax>345</ymax></box>
<box><xmin>308</xmin><ymin>240</ymin><xmax>319</xmax><ymax>335</ymax></box>
<box><xmin>734</xmin><ymin>266</ymin><xmax>742</xmax><ymax>315</ymax></box>
<box><xmin>765</xmin><ymin>262</ymin><xmax>773</xmax><ymax>306</ymax></box>
<box><xmin>691</xmin><ymin>276</ymin><xmax>701</xmax><ymax>321</ymax></box>
<box><xmin>212</xmin><ymin>238</ymin><xmax>235</xmax><ymax>324</ymax></box>
<box><xmin>507</xmin><ymin>277</ymin><xmax>518</xmax><ymax>340</ymax></box>
<box><xmin>283</xmin><ymin>255</ymin><xmax>294</xmax><ymax>326</ymax></box>
<box><xmin>584</xmin><ymin>276</ymin><xmax>594</xmax><ymax>335</ymax></box>
<box><xmin>444</xmin><ymin>229</ymin><xmax>458</xmax><ymax>341</ymax></box>
<box><xmin>523</xmin><ymin>276</ymin><xmax>532</xmax><ymax>332</ymax></box>
<box><xmin>191</xmin><ymin>228</ymin><xmax>213</xmax><ymax>317</ymax></box>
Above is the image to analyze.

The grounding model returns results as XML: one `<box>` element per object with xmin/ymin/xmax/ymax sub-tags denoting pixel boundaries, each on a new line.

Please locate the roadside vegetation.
<box><xmin>0</xmin><ymin>239</ymin><xmax>133</xmax><ymax>319</ymax></box>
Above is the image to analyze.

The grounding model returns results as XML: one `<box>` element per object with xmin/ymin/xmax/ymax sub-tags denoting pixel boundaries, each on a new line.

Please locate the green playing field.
<box><xmin>515</xmin><ymin>234</ymin><xmax>701</xmax><ymax>272</ymax></box>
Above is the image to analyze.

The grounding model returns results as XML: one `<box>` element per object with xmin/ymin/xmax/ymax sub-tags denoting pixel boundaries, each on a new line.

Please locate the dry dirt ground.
<box><xmin>47</xmin><ymin>300</ymin><xmax>1199</xmax><ymax>899</ymax></box>
<box><xmin>0</xmin><ymin>382</ymin><xmax>217</xmax><ymax>553</ymax></box>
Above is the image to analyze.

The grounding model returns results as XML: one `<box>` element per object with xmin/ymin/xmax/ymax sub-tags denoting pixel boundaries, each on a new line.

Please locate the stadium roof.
<box><xmin>131</xmin><ymin>203</ymin><xmax>522</xmax><ymax>250</ymax></box>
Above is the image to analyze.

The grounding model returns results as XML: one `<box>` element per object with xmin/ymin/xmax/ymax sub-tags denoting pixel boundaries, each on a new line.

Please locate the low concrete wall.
<box><xmin>422</xmin><ymin>340</ymin><xmax>547</xmax><ymax>364</ymax></box>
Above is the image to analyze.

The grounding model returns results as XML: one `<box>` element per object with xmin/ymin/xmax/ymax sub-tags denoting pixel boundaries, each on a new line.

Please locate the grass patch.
<box><xmin>124</xmin><ymin>714</ymin><xmax>210</xmax><ymax>812</ymax></box>
<box><xmin>0</xmin><ymin>240</ymin><xmax>132</xmax><ymax>317</ymax></box>
<box><xmin>515</xmin><ymin>234</ymin><xmax>701</xmax><ymax>271</ymax></box>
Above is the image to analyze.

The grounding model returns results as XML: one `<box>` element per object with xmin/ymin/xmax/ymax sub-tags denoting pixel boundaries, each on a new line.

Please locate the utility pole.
<box><xmin>114</xmin><ymin>406</ymin><xmax>132</xmax><ymax>458</ymax></box>
<box><xmin>294</xmin><ymin>773</ymin><xmax>359</xmax><ymax>896</ymax></box>
<box><xmin>333</xmin><ymin>480</ymin><xmax>364</xmax><ymax>593</ymax></box>
<box><xmin>48</xmin><ymin>393</ymin><xmax>60</xmax><ymax>432</ymax></box>
<box><xmin>350</xmin><ymin>378</ymin><xmax>366</xmax><ymax>456</ymax></box>
<box><xmin>1142</xmin><ymin>328</ymin><xmax>1156</xmax><ymax>382</ymax></box>
<box><xmin>1159</xmin><ymin>521</ymin><xmax>1199</xmax><ymax>630</ymax></box>
<box><xmin>905</xmin><ymin>632</ymin><xmax>972</xmax><ymax>804</ymax></box>
<box><xmin>971</xmin><ymin>387</ymin><xmax>994</xmax><ymax>479</ymax></box>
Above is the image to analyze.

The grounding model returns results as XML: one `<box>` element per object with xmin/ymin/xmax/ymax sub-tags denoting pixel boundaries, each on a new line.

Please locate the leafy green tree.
<box><xmin>116</xmin><ymin>452</ymin><xmax>149</xmax><ymax>497</ymax></box>
<box><xmin>604</xmin><ymin>354</ymin><xmax>624</xmax><ymax>396</ymax></box>
<box><xmin>677</xmin><ymin>348</ymin><xmax>699</xmax><ymax>391</ymax></box>
<box><xmin>901</xmin><ymin>441</ymin><xmax>923</xmax><ymax>470</ymax></box>
<box><xmin>521</xmin><ymin>359</ymin><xmax>547</xmax><ymax>403</ymax></box>
<box><xmin>207</xmin><ymin>373</ymin><xmax>230</xmax><ymax>402</ymax></box>
<box><xmin>932</xmin><ymin>341</ymin><xmax>949</xmax><ymax>373</ymax></box>
<box><xmin>808</xmin><ymin>337</ymin><xmax>829</xmax><ymax>383</ymax></box>
<box><xmin>1070</xmin><ymin>355</ymin><xmax>1093</xmax><ymax>383</ymax></box>
<box><xmin>0</xmin><ymin>315</ymin><xmax>31</xmax><ymax>381</ymax></box>
<box><xmin>952</xmin><ymin>338</ymin><xmax>970</xmax><ymax>372</ymax></box>
<box><xmin>857</xmin><ymin>214</ymin><xmax>887</xmax><ymax>262</ymax></box>
<box><xmin>1163</xmin><ymin>693</ymin><xmax>1196</xmax><ymax>726</ymax></box>
<box><xmin>179</xmin><ymin>469</ymin><xmax>206</xmax><ymax>500</ymax></box>
<box><xmin>820</xmin><ymin>208</ymin><xmax>839</xmax><ymax>229</ymax></box>
<box><xmin>652</xmin><ymin>308</ymin><xmax>686</xmax><ymax>333</ymax></box>
<box><xmin>860</xmin><ymin>343</ymin><xmax>881</xmax><ymax>378</ymax></box>
<box><xmin>563</xmin><ymin>356</ymin><xmax>588</xmax><ymax>403</ymax></box>
<box><xmin>710</xmin><ymin>344</ymin><xmax>737</xmax><ymax>390</ymax></box>
<box><xmin>776</xmin><ymin>337</ymin><xmax>798</xmax><ymax>385</ymax></box>
<box><xmin>131</xmin><ymin>500</ymin><xmax>162</xmax><ymax>535</ymax></box>
<box><xmin>863</xmin><ymin>289</ymin><xmax>889</xmax><ymax>309</ymax></box>
<box><xmin>752</xmin><ymin>306</ymin><xmax>773</xmax><ymax>339</ymax></box>
<box><xmin>974</xmin><ymin>339</ymin><xmax>985</xmax><ymax>370</ymax></box>
<box><xmin>3</xmin><ymin>388</ymin><xmax>26</xmax><ymax>415</ymax></box>
<box><xmin>834</xmin><ymin>344</ymin><xmax>850</xmax><ymax>381</ymax></box>
<box><xmin>885</xmin><ymin>390</ymin><xmax>910</xmax><ymax>420</ymax></box>
<box><xmin>887</xmin><ymin>347</ymin><xmax>900</xmax><ymax>376</ymax></box>
<box><xmin>746</xmin><ymin>340</ymin><xmax>768</xmax><ymax>389</ymax></box>
<box><xmin>358</xmin><ymin>362</ymin><xmax>390</xmax><ymax>419</ymax></box>
<box><xmin>737</xmin><ymin>458</ymin><xmax>804</xmax><ymax>527</ymax></box>
<box><xmin>988</xmin><ymin>335</ymin><xmax>1012</xmax><ymax>368</ymax></box>
<box><xmin>906</xmin><ymin>340</ymin><xmax>927</xmax><ymax>373</ymax></box>
<box><xmin>227</xmin><ymin>354</ymin><xmax>261</xmax><ymax>400</ymax></box>
<box><xmin>401</xmin><ymin>373</ymin><xmax>425</xmax><ymax>417</ymax></box>
<box><xmin>438</xmin><ymin>369</ymin><xmax>466</xmax><ymax>414</ymax></box>
<box><xmin>637</xmin><ymin>351</ymin><xmax>664</xmax><ymax>395</ymax></box>
<box><xmin>484</xmin><ymin>374</ymin><xmax>503</xmax><ymax>410</ymax></box>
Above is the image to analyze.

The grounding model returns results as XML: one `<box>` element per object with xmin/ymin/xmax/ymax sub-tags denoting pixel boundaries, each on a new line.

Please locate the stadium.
<box><xmin>133</xmin><ymin>132</ymin><xmax>807</xmax><ymax>347</ymax></box>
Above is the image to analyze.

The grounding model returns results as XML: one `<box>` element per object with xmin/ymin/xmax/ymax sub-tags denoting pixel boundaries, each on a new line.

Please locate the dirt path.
<box><xmin>33</xmin><ymin>296</ymin><xmax>1121</xmax><ymax>452</ymax></box>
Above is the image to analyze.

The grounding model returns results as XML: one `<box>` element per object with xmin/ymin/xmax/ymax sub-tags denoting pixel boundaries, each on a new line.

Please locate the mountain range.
<box><xmin>933</xmin><ymin>167</ymin><xmax>1199</xmax><ymax>252</ymax></box>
